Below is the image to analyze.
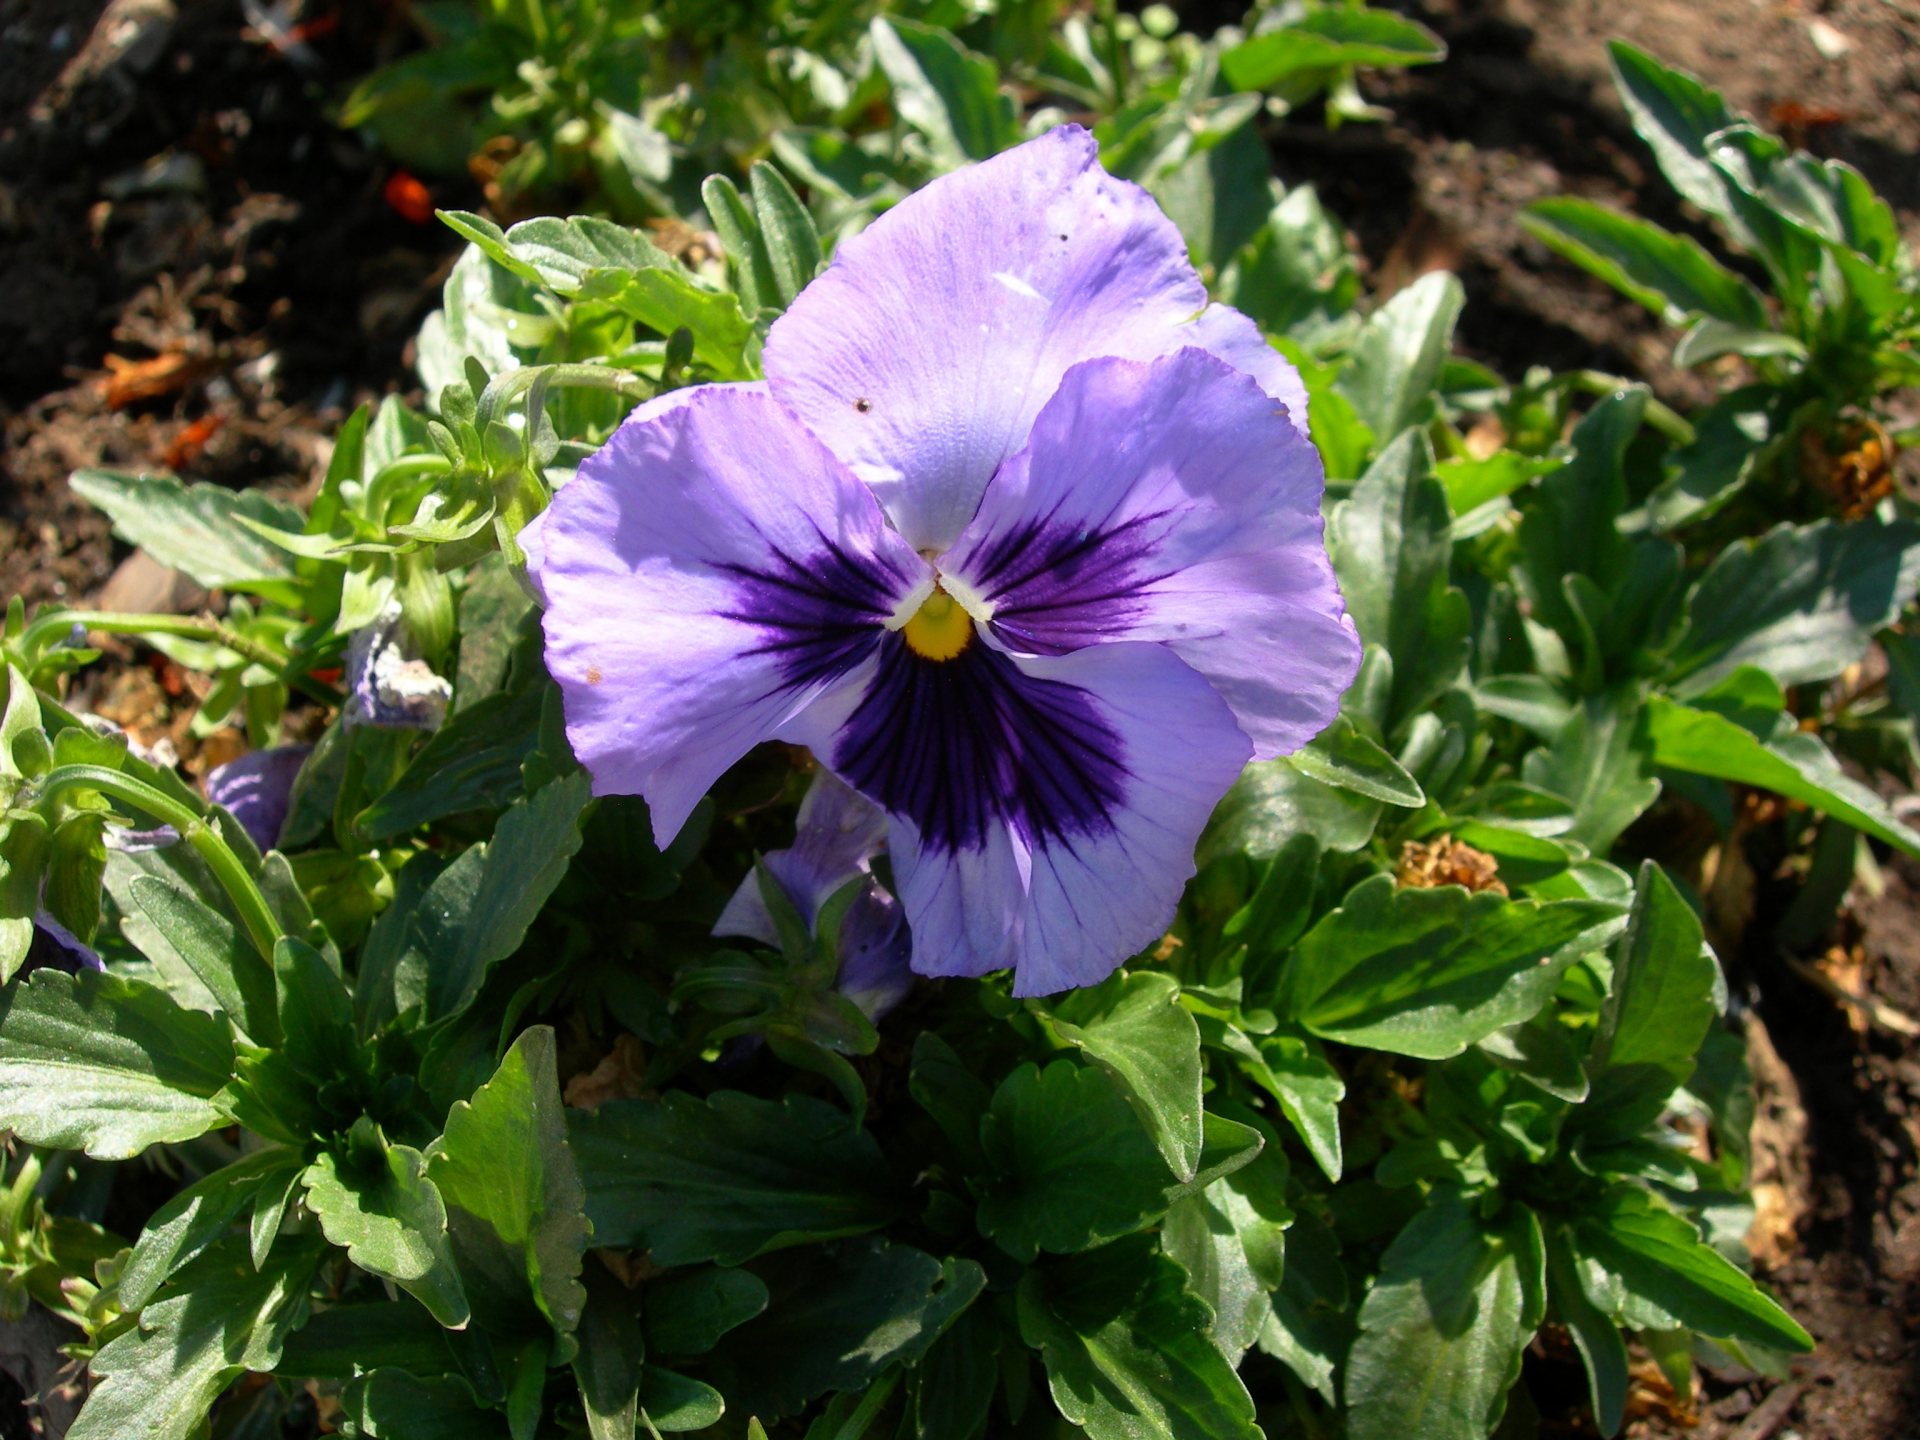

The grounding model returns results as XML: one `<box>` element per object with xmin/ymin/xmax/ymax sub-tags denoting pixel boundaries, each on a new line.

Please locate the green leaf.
<box><xmin>1038</xmin><ymin>970</ymin><xmax>1205</xmax><ymax>1180</ymax></box>
<box><xmin>574</xmin><ymin>1268</ymin><xmax>645</xmax><ymax>1440</ymax></box>
<box><xmin>910</xmin><ymin>1305</ymin><xmax>999</xmax><ymax>1440</ymax></box>
<box><xmin>1514</xmin><ymin>390</ymin><xmax>1643</xmax><ymax>649</ymax></box>
<box><xmin>353</xmin><ymin>684</ymin><xmax>543</xmax><ymax>842</ymax></box>
<box><xmin>1580</xmin><ymin>863</ymin><xmax>1718</xmax><ymax>1143</ymax></box>
<box><xmin>644</xmin><ymin>1267</ymin><xmax>770</xmax><ymax>1356</ymax></box>
<box><xmin>0</xmin><ymin>969</ymin><xmax>235</xmax><ymax>1159</ymax></box>
<box><xmin>1220</xmin><ymin>9</ymin><xmax>1445</xmax><ymax>90</ymax></box>
<box><xmin>69</xmin><ymin>1239</ymin><xmax>321</xmax><ymax>1440</ymax></box>
<box><xmin>274</xmin><ymin>935</ymin><xmax>356</xmax><ymax>1085</ymax></box>
<box><xmin>441</xmin><ymin>210</ymin><xmax>658</xmax><ymax>290</ymax></box>
<box><xmin>1161</xmin><ymin>1144</ymin><xmax>1291</xmax><ymax>1358</ymax></box>
<box><xmin>1335</xmin><ymin>272</ymin><xmax>1465</xmax><ymax>442</ymax></box>
<box><xmin>411</xmin><ymin>770</ymin><xmax>590</xmax><ymax>1022</ymax></box>
<box><xmin>426</xmin><ymin>1026</ymin><xmax>590</xmax><ymax>1353</ymax></box>
<box><xmin>870</xmin><ymin>18</ymin><xmax>1017</xmax><ymax>168</ymax></box>
<box><xmin>1223</xmin><ymin>1026</ymin><xmax>1345</xmax><ymax>1181</ymax></box>
<box><xmin>128</xmin><ymin>874</ymin><xmax>278</xmax><ymax>1044</ymax></box>
<box><xmin>1202</xmin><ymin>754</ymin><xmax>1384</xmax><ymax>860</ymax></box>
<box><xmin>303</xmin><ymin>1145</ymin><xmax>470</xmax><ymax>1328</ymax></box>
<box><xmin>1606</xmin><ymin>42</ymin><xmax>1745</xmax><ymax>226</ymax></box>
<box><xmin>570</xmin><ymin>1090</ymin><xmax>898</xmax><ymax>1265</ymax></box>
<box><xmin>69</xmin><ymin>471</ymin><xmax>308</xmax><ymax>600</ymax></box>
<box><xmin>705</xmin><ymin>1239</ymin><xmax>984</xmax><ymax>1418</ymax></box>
<box><xmin>1574</xmin><ymin>1188</ymin><xmax>1811</xmax><ymax>1351</ymax></box>
<box><xmin>453</xmin><ymin>554</ymin><xmax>536</xmax><ymax>709</ymax></box>
<box><xmin>1346</xmin><ymin>1196</ymin><xmax>1544</xmax><ymax>1440</ymax></box>
<box><xmin>1547</xmin><ymin>1230</ymin><xmax>1628</xmax><ymax>1438</ymax></box>
<box><xmin>1478</xmin><ymin>1012</ymin><xmax>1589</xmax><ymax>1103</ymax></box>
<box><xmin>1018</xmin><ymin>1235</ymin><xmax>1259</xmax><ymax>1440</ymax></box>
<box><xmin>1332</xmin><ymin>432</ymin><xmax>1473</xmax><ymax>724</ymax></box>
<box><xmin>1667</xmin><ymin>520</ymin><xmax>1920</xmax><ymax>695</ymax></box>
<box><xmin>1645</xmin><ymin>693</ymin><xmax>1920</xmax><ymax>855</ymax></box>
<box><xmin>340</xmin><ymin>1371</ymin><xmax>504</xmax><ymax>1439</ymax></box>
<box><xmin>1259</xmin><ymin>1208</ymin><xmax>1347</xmax><ymax>1402</ymax></box>
<box><xmin>1633</xmin><ymin>387</ymin><xmax>1778</xmax><ymax>532</ymax></box>
<box><xmin>977</xmin><ymin>1060</ymin><xmax>1175</xmax><ymax>1261</ymax></box>
<box><xmin>279</xmin><ymin>1300</ymin><xmax>464</xmax><ymax>1382</ymax></box>
<box><xmin>119</xmin><ymin>1147</ymin><xmax>306</xmax><ymax>1311</ymax></box>
<box><xmin>1521</xmin><ymin>200</ymin><xmax>1765</xmax><ymax>327</ymax></box>
<box><xmin>1132</xmin><ymin>109</ymin><xmax>1266</xmax><ymax>273</ymax></box>
<box><xmin>1282</xmin><ymin>875</ymin><xmax>1620</xmax><ymax>1059</ymax></box>
<box><xmin>641</xmin><ymin>1367</ymin><xmax>726</xmax><ymax>1432</ymax></box>
<box><xmin>441</xmin><ymin>211</ymin><xmax>752</xmax><ymax>373</ymax></box>
<box><xmin>1437</xmin><ymin>452</ymin><xmax>1556</xmax><ymax>518</ymax></box>
<box><xmin>1289</xmin><ymin>714</ymin><xmax>1425</xmax><ymax>807</ymax></box>
<box><xmin>703</xmin><ymin>163</ymin><xmax>825</xmax><ymax>320</ymax></box>
<box><xmin>1521</xmin><ymin>690</ymin><xmax>1660</xmax><ymax>854</ymax></box>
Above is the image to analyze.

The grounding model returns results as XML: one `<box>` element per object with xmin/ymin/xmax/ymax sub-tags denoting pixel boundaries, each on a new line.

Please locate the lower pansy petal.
<box><xmin>810</xmin><ymin>634</ymin><xmax>1249</xmax><ymax>995</ymax></box>
<box><xmin>942</xmin><ymin>349</ymin><xmax>1360</xmax><ymax>761</ymax></box>
<box><xmin>527</xmin><ymin>384</ymin><xmax>929</xmax><ymax>844</ymax></box>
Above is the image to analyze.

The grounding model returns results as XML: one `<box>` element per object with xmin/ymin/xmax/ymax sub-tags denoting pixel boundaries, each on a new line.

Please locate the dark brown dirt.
<box><xmin>0</xmin><ymin>0</ymin><xmax>470</xmax><ymax>608</ymax></box>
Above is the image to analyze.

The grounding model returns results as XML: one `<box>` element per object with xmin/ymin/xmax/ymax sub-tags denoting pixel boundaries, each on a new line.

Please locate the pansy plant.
<box><xmin>526</xmin><ymin>127</ymin><xmax>1361</xmax><ymax>995</ymax></box>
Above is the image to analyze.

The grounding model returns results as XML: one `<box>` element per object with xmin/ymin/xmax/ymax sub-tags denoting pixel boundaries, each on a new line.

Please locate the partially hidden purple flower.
<box><xmin>525</xmin><ymin>126</ymin><xmax>1361</xmax><ymax>996</ymax></box>
<box><xmin>714</xmin><ymin>770</ymin><xmax>914</xmax><ymax>1021</ymax></box>
<box><xmin>26</xmin><ymin>911</ymin><xmax>104</xmax><ymax>976</ymax></box>
<box><xmin>205</xmin><ymin>744</ymin><xmax>312</xmax><ymax>853</ymax></box>
<box><xmin>344</xmin><ymin>604</ymin><xmax>451</xmax><ymax>731</ymax></box>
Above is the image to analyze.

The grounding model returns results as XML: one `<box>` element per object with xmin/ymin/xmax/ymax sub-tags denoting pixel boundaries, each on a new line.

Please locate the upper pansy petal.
<box><xmin>801</xmin><ymin>633</ymin><xmax>1249</xmax><ymax>995</ymax></box>
<box><xmin>765</xmin><ymin>126</ymin><xmax>1303</xmax><ymax>551</ymax></box>
<box><xmin>527</xmin><ymin>384</ymin><xmax>929</xmax><ymax>845</ymax></box>
<box><xmin>942</xmin><ymin>350</ymin><xmax>1361</xmax><ymax>760</ymax></box>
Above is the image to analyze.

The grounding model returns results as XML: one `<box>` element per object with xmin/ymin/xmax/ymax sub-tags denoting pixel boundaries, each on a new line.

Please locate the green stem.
<box><xmin>32</xmin><ymin>687</ymin><xmax>207</xmax><ymax>814</ymax></box>
<box><xmin>1566</xmin><ymin>371</ymin><xmax>1697</xmax><ymax>446</ymax></box>
<box><xmin>33</xmin><ymin>764</ymin><xmax>284</xmax><ymax>962</ymax></box>
<box><xmin>24</xmin><ymin>610</ymin><xmax>343</xmax><ymax>708</ymax></box>
<box><xmin>830</xmin><ymin>1370</ymin><xmax>901</xmax><ymax>1440</ymax></box>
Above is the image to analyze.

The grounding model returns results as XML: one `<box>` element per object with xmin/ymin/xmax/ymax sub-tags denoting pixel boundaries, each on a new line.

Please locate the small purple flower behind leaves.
<box><xmin>25</xmin><ymin>911</ymin><xmax>104</xmax><ymax>976</ymax></box>
<box><xmin>528</xmin><ymin>126</ymin><xmax>1360</xmax><ymax>996</ymax></box>
<box><xmin>204</xmin><ymin>744</ymin><xmax>312</xmax><ymax>853</ymax></box>
<box><xmin>714</xmin><ymin>770</ymin><xmax>913</xmax><ymax>1021</ymax></box>
<box><xmin>344</xmin><ymin>604</ymin><xmax>451</xmax><ymax>732</ymax></box>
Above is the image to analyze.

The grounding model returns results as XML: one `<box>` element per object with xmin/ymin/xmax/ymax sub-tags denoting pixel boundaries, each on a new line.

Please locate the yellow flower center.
<box><xmin>902</xmin><ymin>585</ymin><xmax>973</xmax><ymax>661</ymax></box>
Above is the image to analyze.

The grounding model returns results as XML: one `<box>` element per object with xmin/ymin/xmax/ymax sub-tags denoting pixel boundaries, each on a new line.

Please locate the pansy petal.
<box><xmin>764</xmin><ymin>126</ymin><xmax>1305</xmax><ymax>551</ymax></box>
<box><xmin>528</xmin><ymin>385</ymin><xmax>929</xmax><ymax>844</ymax></box>
<box><xmin>1187</xmin><ymin>304</ymin><xmax>1311</xmax><ymax>432</ymax></box>
<box><xmin>205</xmin><ymin>745</ymin><xmax>312</xmax><ymax>853</ymax></box>
<box><xmin>834</xmin><ymin>884</ymin><xmax>915</xmax><ymax>1021</ymax></box>
<box><xmin>942</xmin><ymin>350</ymin><xmax>1360</xmax><ymax>761</ymax></box>
<box><xmin>713</xmin><ymin>768</ymin><xmax>890</xmax><ymax>945</ymax></box>
<box><xmin>801</xmin><ymin>636</ymin><xmax>1249</xmax><ymax>995</ymax></box>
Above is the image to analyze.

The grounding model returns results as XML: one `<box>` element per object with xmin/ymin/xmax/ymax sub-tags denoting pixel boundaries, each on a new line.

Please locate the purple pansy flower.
<box><xmin>205</xmin><ymin>744</ymin><xmax>312</xmax><ymax>853</ymax></box>
<box><xmin>714</xmin><ymin>770</ymin><xmax>914</xmax><ymax>1021</ymax></box>
<box><xmin>526</xmin><ymin>127</ymin><xmax>1360</xmax><ymax>996</ymax></box>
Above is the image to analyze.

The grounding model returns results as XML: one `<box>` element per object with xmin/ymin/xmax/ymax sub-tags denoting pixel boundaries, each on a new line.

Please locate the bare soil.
<box><xmin>2</xmin><ymin>0</ymin><xmax>1920</xmax><ymax>1437</ymax></box>
<box><xmin>0</xmin><ymin>0</ymin><xmax>469</xmax><ymax>608</ymax></box>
